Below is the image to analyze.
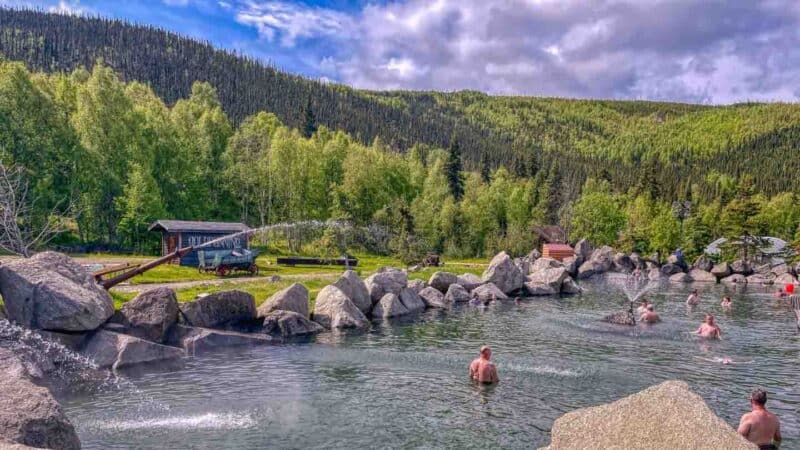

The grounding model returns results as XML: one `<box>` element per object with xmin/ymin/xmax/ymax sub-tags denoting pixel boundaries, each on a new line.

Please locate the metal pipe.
<box><xmin>100</xmin><ymin>246</ymin><xmax>194</xmax><ymax>290</ymax></box>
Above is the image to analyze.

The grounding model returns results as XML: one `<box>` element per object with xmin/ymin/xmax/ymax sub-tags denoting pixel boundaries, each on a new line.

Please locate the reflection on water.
<box><xmin>61</xmin><ymin>279</ymin><xmax>800</xmax><ymax>449</ymax></box>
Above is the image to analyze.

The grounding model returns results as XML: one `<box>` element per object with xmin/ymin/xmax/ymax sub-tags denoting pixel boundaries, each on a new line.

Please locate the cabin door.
<box><xmin>168</xmin><ymin>234</ymin><xmax>176</xmax><ymax>253</ymax></box>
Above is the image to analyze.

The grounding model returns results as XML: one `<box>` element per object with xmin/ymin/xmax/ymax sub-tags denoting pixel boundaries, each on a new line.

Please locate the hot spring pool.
<box><xmin>60</xmin><ymin>279</ymin><xmax>799</xmax><ymax>449</ymax></box>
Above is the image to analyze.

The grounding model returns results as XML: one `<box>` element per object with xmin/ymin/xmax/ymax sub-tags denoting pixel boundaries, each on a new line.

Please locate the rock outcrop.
<box><xmin>331</xmin><ymin>270</ymin><xmax>372</xmax><ymax>313</ymax></box>
<box><xmin>313</xmin><ymin>285</ymin><xmax>370</xmax><ymax>329</ymax></box>
<box><xmin>660</xmin><ymin>263</ymin><xmax>683</xmax><ymax>276</ymax></box>
<box><xmin>530</xmin><ymin>257</ymin><xmax>562</xmax><ymax>273</ymax></box>
<box><xmin>573</xmin><ymin>239</ymin><xmax>592</xmax><ymax>264</ymax></box>
<box><xmin>731</xmin><ymin>260</ymin><xmax>753</xmax><ymax>275</ymax></box>
<box><xmin>544</xmin><ymin>380</ymin><xmax>754</xmax><ymax>450</ymax></box>
<box><xmin>688</xmin><ymin>269</ymin><xmax>716</xmax><ymax>283</ymax></box>
<box><xmin>472</xmin><ymin>283</ymin><xmax>508</xmax><ymax>301</ymax></box>
<box><xmin>428</xmin><ymin>272</ymin><xmax>459</xmax><ymax>293</ymax></box>
<box><xmin>613</xmin><ymin>253</ymin><xmax>634</xmax><ymax>273</ymax></box>
<box><xmin>406</xmin><ymin>279</ymin><xmax>426</xmax><ymax>294</ymax></box>
<box><xmin>524</xmin><ymin>282</ymin><xmax>557</xmax><ymax>296</ymax></box>
<box><xmin>117</xmin><ymin>287</ymin><xmax>179</xmax><ymax>343</ymax></box>
<box><xmin>364</xmin><ymin>268</ymin><xmax>408</xmax><ymax>305</ymax></box>
<box><xmin>456</xmin><ymin>273</ymin><xmax>482</xmax><ymax>291</ymax></box>
<box><xmin>257</xmin><ymin>283</ymin><xmax>310</xmax><ymax>318</ymax></box>
<box><xmin>0</xmin><ymin>252</ymin><xmax>114</xmax><ymax>331</ymax></box>
<box><xmin>0</xmin><ymin>348</ymin><xmax>80</xmax><ymax>450</ymax></box>
<box><xmin>711</xmin><ymin>262</ymin><xmax>732</xmax><ymax>279</ymax></box>
<box><xmin>82</xmin><ymin>329</ymin><xmax>185</xmax><ymax>370</ymax></box>
<box><xmin>561</xmin><ymin>277</ymin><xmax>582</xmax><ymax>295</ymax></box>
<box><xmin>692</xmin><ymin>255</ymin><xmax>714</xmax><ymax>272</ymax></box>
<box><xmin>261</xmin><ymin>311</ymin><xmax>324</xmax><ymax>337</ymax></box>
<box><xmin>180</xmin><ymin>290</ymin><xmax>257</xmax><ymax>329</ymax></box>
<box><xmin>482</xmin><ymin>251</ymin><xmax>525</xmax><ymax>294</ymax></box>
<box><xmin>721</xmin><ymin>274</ymin><xmax>747</xmax><ymax>284</ymax></box>
<box><xmin>168</xmin><ymin>324</ymin><xmax>271</xmax><ymax>353</ymax></box>
<box><xmin>444</xmin><ymin>283</ymin><xmax>471</xmax><ymax>303</ymax></box>
<box><xmin>527</xmin><ymin>267</ymin><xmax>569</xmax><ymax>291</ymax></box>
<box><xmin>398</xmin><ymin>288</ymin><xmax>426</xmax><ymax>313</ymax></box>
<box><xmin>418</xmin><ymin>286</ymin><xmax>449</xmax><ymax>308</ymax></box>
<box><xmin>669</xmin><ymin>272</ymin><xmax>692</xmax><ymax>283</ymax></box>
<box><xmin>371</xmin><ymin>293</ymin><xmax>410</xmax><ymax>318</ymax></box>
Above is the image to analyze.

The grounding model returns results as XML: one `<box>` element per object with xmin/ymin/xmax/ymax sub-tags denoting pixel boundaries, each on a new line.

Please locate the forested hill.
<box><xmin>1</xmin><ymin>7</ymin><xmax>800</xmax><ymax>202</ymax></box>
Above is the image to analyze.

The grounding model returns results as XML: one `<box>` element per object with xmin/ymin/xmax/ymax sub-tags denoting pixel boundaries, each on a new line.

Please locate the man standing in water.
<box><xmin>686</xmin><ymin>289</ymin><xmax>700</xmax><ymax>306</ymax></box>
<box><xmin>469</xmin><ymin>346</ymin><xmax>499</xmax><ymax>384</ymax></box>
<box><xmin>694</xmin><ymin>313</ymin><xmax>721</xmax><ymax>339</ymax></box>
<box><xmin>639</xmin><ymin>304</ymin><xmax>660</xmax><ymax>324</ymax></box>
<box><xmin>738</xmin><ymin>389</ymin><xmax>782</xmax><ymax>449</ymax></box>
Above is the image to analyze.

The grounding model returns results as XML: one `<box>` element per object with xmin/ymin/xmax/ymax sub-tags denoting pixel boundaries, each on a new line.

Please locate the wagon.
<box><xmin>197</xmin><ymin>248</ymin><xmax>260</xmax><ymax>276</ymax></box>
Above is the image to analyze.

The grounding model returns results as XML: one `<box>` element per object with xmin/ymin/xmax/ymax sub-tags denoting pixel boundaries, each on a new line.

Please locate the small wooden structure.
<box><xmin>276</xmin><ymin>255</ymin><xmax>358</xmax><ymax>267</ymax></box>
<box><xmin>542</xmin><ymin>243</ymin><xmax>574</xmax><ymax>261</ymax></box>
<box><xmin>148</xmin><ymin>220</ymin><xmax>250</xmax><ymax>267</ymax></box>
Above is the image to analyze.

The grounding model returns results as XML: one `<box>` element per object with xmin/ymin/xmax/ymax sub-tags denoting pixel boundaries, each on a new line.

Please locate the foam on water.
<box><xmin>88</xmin><ymin>412</ymin><xmax>257</xmax><ymax>431</ymax></box>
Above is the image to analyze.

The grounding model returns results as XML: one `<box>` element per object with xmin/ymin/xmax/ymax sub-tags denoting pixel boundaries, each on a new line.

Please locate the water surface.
<box><xmin>61</xmin><ymin>279</ymin><xmax>800</xmax><ymax>449</ymax></box>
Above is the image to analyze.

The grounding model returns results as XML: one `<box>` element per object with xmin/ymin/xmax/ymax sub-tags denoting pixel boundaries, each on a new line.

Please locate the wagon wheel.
<box><xmin>216</xmin><ymin>266</ymin><xmax>230</xmax><ymax>277</ymax></box>
<box><xmin>249</xmin><ymin>264</ymin><xmax>259</xmax><ymax>276</ymax></box>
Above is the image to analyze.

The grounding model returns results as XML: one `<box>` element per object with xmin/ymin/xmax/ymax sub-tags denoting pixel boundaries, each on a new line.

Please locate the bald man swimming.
<box><xmin>469</xmin><ymin>346</ymin><xmax>499</xmax><ymax>384</ymax></box>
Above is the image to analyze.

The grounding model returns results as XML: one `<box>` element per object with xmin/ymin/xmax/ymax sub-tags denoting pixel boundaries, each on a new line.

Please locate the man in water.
<box><xmin>469</xmin><ymin>346</ymin><xmax>499</xmax><ymax>384</ymax></box>
<box><xmin>721</xmin><ymin>296</ymin><xmax>732</xmax><ymax>309</ymax></box>
<box><xmin>686</xmin><ymin>289</ymin><xmax>700</xmax><ymax>306</ymax></box>
<box><xmin>694</xmin><ymin>313</ymin><xmax>721</xmax><ymax>339</ymax></box>
<box><xmin>636</xmin><ymin>299</ymin><xmax>649</xmax><ymax>315</ymax></box>
<box><xmin>639</xmin><ymin>304</ymin><xmax>660</xmax><ymax>324</ymax></box>
<box><xmin>737</xmin><ymin>389</ymin><xmax>782</xmax><ymax>449</ymax></box>
<box><xmin>789</xmin><ymin>292</ymin><xmax>800</xmax><ymax>331</ymax></box>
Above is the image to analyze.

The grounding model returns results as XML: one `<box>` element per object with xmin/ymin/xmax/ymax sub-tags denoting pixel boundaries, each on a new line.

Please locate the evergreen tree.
<box><xmin>302</xmin><ymin>97</ymin><xmax>317</xmax><ymax>139</ymax></box>
<box><xmin>479</xmin><ymin>151</ymin><xmax>491</xmax><ymax>183</ymax></box>
<box><xmin>445</xmin><ymin>136</ymin><xmax>465</xmax><ymax>200</ymax></box>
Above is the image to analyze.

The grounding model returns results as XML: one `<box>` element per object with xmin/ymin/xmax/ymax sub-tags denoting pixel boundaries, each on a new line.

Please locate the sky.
<box><xmin>3</xmin><ymin>0</ymin><xmax>800</xmax><ymax>104</ymax></box>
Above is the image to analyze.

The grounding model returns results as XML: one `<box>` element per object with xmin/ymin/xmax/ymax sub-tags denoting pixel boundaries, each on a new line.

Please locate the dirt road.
<box><xmin>111</xmin><ymin>272</ymin><xmax>340</xmax><ymax>293</ymax></box>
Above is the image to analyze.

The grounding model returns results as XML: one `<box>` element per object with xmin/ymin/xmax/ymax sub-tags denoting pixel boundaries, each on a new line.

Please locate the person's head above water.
<box><xmin>640</xmin><ymin>299</ymin><xmax>648</xmax><ymax>306</ymax></box>
<box><xmin>692</xmin><ymin>289</ymin><xmax>698</xmax><ymax>294</ymax></box>
<box><xmin>750</xmin><ymin>388</ymin><xmax>767</xmax><ymax>407</ymax></box>
<box><xmin>705</xmin><ymin>313</ymin><xmax>715</xmax><ymax>324</ymax></box>
<box><xmin>479</xmin><ymin>345</ymin><xmax>492</xmax><ymax>360</ymax></box>
<box><xmin>646</xmin><ymin>304</ymin><xmax>654</xmax><ymax>311</ymax></box>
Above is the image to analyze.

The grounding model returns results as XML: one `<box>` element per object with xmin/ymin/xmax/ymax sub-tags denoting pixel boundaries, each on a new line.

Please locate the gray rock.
<box><xmin>577</xmin><ymin>260</ymin><xmax>603</xmax><ymax>279</ymax></box>
<box><xmin>332</xmin><ymin>270</ymin><xmax>371</xmax><ymax>313</ymax></box>
<box><xmin>711</xmin><ymin>262</ymin><xmax>732</xmax><ymax>279</ymax></box>
<box><xmin>660</xmin><ymin>263</ymin><xmax>683</xmax><ymax>276</ymax></box>
<box><xmin>589</xmin><ymin>246</ymin><xmax>615</xmax><ymax>272</ymax></box>
<box><xmin>562</xmin><ymin>256</ymin><xmax>578</xmax><ymax>276</ymax></box>
<box><xmin>645</xmin><ymin>261</ymin><xmax>660</xmax><ymax>271</ymax></box>
<box><xmin>0</xmin><ymin>348</ymin><xmax>80</xmax><ymax>450</ymax></box>
<box><xmin>313</xmin><ymin>285</ymin><xmax>370</xmax><ymax>329</ymax></box>
<box><xmin>444</xmin><ymin>283</ymin><xmax>471</xmax><ymax>303</ymax></box>
<box><xmin>406</xmin><ymin>279</ymin><xmax>426</xmax><ymax>294</ymax></box>
<box><xmin>613</xmin><ymin>253</ymin><xmax>634</xmax><ymax>273</ymax></box>
<box><xmin>514</xmin><ymin>257</ymin><xmax>531</xmax><ymax>275</ymax></box>
<box><xmin>531</xmin><ymin>257</ymin><xmax>563</xmax><ymax>273</ymax></box>
<box><xmin>527</xmin><ymin>267</ymin><xmax>569</xmax><ymax>290</ymax></box>
<box><xmin>168</xmin><ymin>324</ymin><xmax>270</xmax><ymax>354</ymax></box>
<box><xmin>666</xmin><ymin>254</ymin><xmax>681</xmax><ymax>266</ymax></box>
<box><xmin>603</xmin><ymin>310</ymin><xmax>636</xmax><ymax>326</ymax></box>
<box><xmin>180</xmin><ymin>290</ymin><xmax>256</xmax><ymax>329</ymax></box>
<box><xmin>774</xmin><ymin>273</ymin><xmax>797</xmax><ymax>285</ymax></box>
<box><xmin>82</xmin><ymin>329</ymin><xmax>185</xmax><ymax>370</ymax></box>
<box><xmin>561</xmin><ymin>277</ymin><xmax>583</xmax><ymax>295</ymax></box>
<box><xmin>544</xmin><ymin>380</ymin><xmax>754</xmax><ymax>450</ymax></box>
<box><xmin>257</xmin><ymin>283</ymin><xmax>309</xmax><ymax>318</ymax></box>
<box><xmin>746</xmin><ymin>274</ymin><xmax>773</xmax><ymax>285</ymax></box>
<box><xmin>0</xmin><ymin>438</ymin><xmax>40</xmax><ymax>449</ymax></box>
<box><xmin>771</xmin><ymin>263</ymin><xmax>791</xmax><ymax>276</ymax></box>
<box><xmin>418</xmin><ymin>286</ymin><xmax>449</xmax><ymax>308</ymax></box>
<box><xmin>398</xmin><ymin>288</ymin><xmax>425</xmax><ymax>313</ymax></box>
<box><xmin>118</xmin><ymin>287</ymin><xmax>178</xmax><ymax>343</ymax></box>
<box><xmin>428</xmin><ymin>271</ymin><xmax>459</xmax><ymax>293</ymax></box>
<box><xmin>688</xmin><ymin>269</ymin><xmax>716</xmax><ymax>283</ymax></box>
<box><xmin>364</xmin><ymin>268</ymin><xmax>407</xmax><ymax>304</ymax></box>
<box><xmin>261</xmin><ymin>311</ymin><xmax>323</xmax><ymax>337</ymax></box>
<box><xmin>371</xmin><ymin>293</ymin><xmax>410</xmax><ymax>318</ymax></box>
<box><xmin>524</xmin><ymin>282</ymin><xmax>557</xmax><ymax>296</ymax></box>
<box><xmin>472</xmin><ymin>283</ymin><xmax>508</xmax><ymax>301</ymax></box>
<box><xmin>527</xmin><ymin>249</ymin><xmax>542</xmax><ymax>260</ymax></box>
<box><xmin>482</xmin><ymin>251</ymin><xmax>525</xmax><ymax>294</ymax></box>
<box><xmin>730</xmin><ymin>260</ymin><xmax>752</xmax><ymax>275</ymax></box>
<box><xmin>721</xmin><ymin>274</ymin><xmax>747</xmax><ymax>284</ymax></box>
<box><xmin>0</xmin><ymin>251</ymin><xmax>114</xmax><ymax>331</ymax></box>
<box><xmin>456</xmin><ymin>273</ymin><xmax>482</xmax><ymax>291</ymax></box>
<box><xmin>573</xmin><ymin>239</ymin><xmax>592</xmax><ymax>262</ymax></box>
<box><xmin>648</xmin><ymin>269</ymin><xmax>665</xmax><ymax>281</ymax></box>
<box><xmin>692</xmin><ymin>255</ymin><xmax>714</xmax><ymax>272</ymax></box>
<box><xmin>754</xmin><ymin>263</ymin><xmax>772</xmax><ymax>276</ymax></box>
<box><xmin>630</xmin><ymin>253</ymin><xmax>645</xmax><ymax>270</ymax></box>
<box><xmin>669</xmin><ymin>272</ymin><xmax>692</xmax><ymax>283</ymax></box>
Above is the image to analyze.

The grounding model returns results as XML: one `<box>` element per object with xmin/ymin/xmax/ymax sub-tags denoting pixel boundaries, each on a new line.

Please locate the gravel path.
<box><xmin>111</xmin><ymin>272</ymin><xmax>340</xmax><ymax>293</ymax></box>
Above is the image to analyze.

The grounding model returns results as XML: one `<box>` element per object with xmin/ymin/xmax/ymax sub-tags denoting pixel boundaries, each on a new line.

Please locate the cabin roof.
<box><xmin>148</xmin><ymin>220</ymin><xmax>250</xmax><ymax>233</ymax></box>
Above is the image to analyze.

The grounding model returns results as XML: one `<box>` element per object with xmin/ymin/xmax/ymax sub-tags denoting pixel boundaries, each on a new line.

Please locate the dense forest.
<box><xmin>0</xmin><ymin>8</ymin><xmax>799</xmax><ymax>261</ymax></box>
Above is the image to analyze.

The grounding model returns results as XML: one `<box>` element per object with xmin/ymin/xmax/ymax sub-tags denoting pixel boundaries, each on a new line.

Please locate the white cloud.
<box><xmin>48</xmin><ymin>0</ymin><xmax>89</xmax><ymax>16</ymax></box>
<box><xmin>234</xmin><ymin>1</ymin><xmax>355</xmax><ymax>47</ymax></box>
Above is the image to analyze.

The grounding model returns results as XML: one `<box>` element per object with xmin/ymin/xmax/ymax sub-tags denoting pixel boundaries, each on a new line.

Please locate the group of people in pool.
<box><xmin>632</xmin><ymin>289</ymin><xmax>724</xmax><ymax>338</ymax></box>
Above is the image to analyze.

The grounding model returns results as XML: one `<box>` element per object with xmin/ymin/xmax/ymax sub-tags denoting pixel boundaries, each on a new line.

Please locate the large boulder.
<box><xmin>117</xmin><ymin>287</ymin><xmax>179</xmax><ymax>343</ymax></box>
<box><xmin>0</xmin><ymin>348</ymin><xmax>80</xmax><ymax>450</ymax></box>
<box><xmin>711</xmin><ymin>262</ymin><xmax>732</xmax><ymax>279</ymax></box>
<box><xmin>398</xmin><ymin>288</ymin><xmax>426</xmax><ymax>313</ymax></box>
<box><xmin>589</xmin><ymin>246</ymin><xmax>615</xmax><ymax>272</ymax></box>
<box><xmin>746</xmin><ymin>274</ymin><xmax>773</xmax><ymax>285</ymax></box>
<box><xmin>544</xmin><ymin>380</ymin><xmax>754</xmax><ymax>450</ymax></box>
<box><xmin>660</xmin><ymin>263</ymin><xmax>683</xmax><ymax>276</ymax></box>
<box><xmin>692</xmin><ymin>255</ymin><xmax>714</xmax><ymax>272</ymax></box>
<box><xmin>629</xmin><ymin>253</ymin><xmax>645</xmax><ymax>270</ymax></box>
<box><xmin>731</xmin><ymin>260</ymin><xmax>753</xmax><ymax>275</ymax></box>
<box><xmin>577</xmin><ymin>260</ymin><xmax>603</xmax><ymax>279</ymax></box>
<box><xmin>428</xmin><ymin>272</ymin><xmax>459</xmax><ymax>293</ymax></box>
<box><xmin>612</xmin><ymin>253</ymin><xmax>634</xmax><ymax>273</ymax></box>
<box><xmin>418</xmin><ymin>286</ymin><xmax>449</xmax><ymax>308</ymax></box>
<box><xmin>721</xmin><ymin>274</ymin><xmax>747</xmax><ymax>284</ymax></box>
<box><xmin>313</xmin><ymin>285</ymin><xmax>370</xmax><ymax>329</ymax></box>
<box><xmin>331</xmin><ymin>270</ymin><xmax>371</xmax><ymax>313</ymax></box>
<box><xmin>81</xmin><ymin>329</ymin><xmax>185</xmax><ymax>370</ymax></box>
<box><xmin>456</xmin><ymin>273</ymin><xmax>483</xmax><ymax>291</ymax></box>
<box><xmin>774</xmin><ymin>273</ymin><xmax>797</xmax><ymax>286</ymax></box>
<box><xmin>561</xmin><ymin>277</ymin><xmax>582</xmax><ymax>295</ymax></box>
<box><xmin>406</xmin><ymin>279</ymin><xmax>427</xmax><ymax>294</ymax></box>
<box><xmin>371</xmin><ymin>293</ymin><xmax>410</xmax><ymax>318</ymax></box>
<box><xmin>0</xmin><ymin>252</ymin><xmax>114</xmax><ymax>331</ymax></box>
<box><xmin>770</xmin><ymin>263</ymin><xmax>792</xmax><ymax>276</ymax></box>
<box><xmin>514</xmin><ymin>257</ymin><xmax>532</xmax><ymax>275</ymax></box>
<box><xmin>573</xmin><ymin>239</ymin><xmax>592</xmax><ymax>263</ymax></box>
<box><xmin>482</xmin><ymin>251</ymin><xmax>525</xmax><ymax>294</ymax></box>
<box><xmin>180</xmin><ymin>290</ymin><xmax>256</xmax><ymax>329</ymax></box>
<box><xmin>261</xmin><ymin>311</ymin><xmax>324</xmax><ymax>337</ymax></box>
<box><xmin>364</xmin><ymin>268</ymin><xmax>407</xmax><ymax>305</ymax></box>
<box><xmin>472</xmin><ymin>283</ymin><xmax>508</xmax><ymax>302</ymax></box>
<box><xmin>562</xmin><ymin>256</ymin><xmax>578</xmax><ymax>276</ymax></box>
<box><xmin>257</xmin><ymin>283</ymin><xmax>310</xmax><ymax>318</ymax></box>
<box><xmin>669</xmin><ymin>272</ymin><xmax>692</xmax><ymax>283</ymax></box>
<box><xmin>527</xmin><ymin>267</ymin><xmax>569</xmax><ymax>290</ymax></box>
<box><xmin>168</xmin><ymin>324</ymin><xmax>270</xmax><ymax>354</ymax></box>
<box><xmin>524</xmin><ymin>282</ymin><xmax>557</xmax><ymax>296</ymax></box>
<box><xmin>688</xmin><ymin>269</ymin><xmax>717</xmax><ymax>283</ymax></box>
<box><xmin>530</xmin><ymin>257</ymin><xmax>563</xmax><ymax>273</ymax></box>
<box><xmin>754</xmin><ymin>263</ymin><xmax>772</xmax><ymax>276</ymax></box>
<box><xmin>444</xmin><ymin>283</ymin><xmax>471</xmax><ymax>303</ymax></box>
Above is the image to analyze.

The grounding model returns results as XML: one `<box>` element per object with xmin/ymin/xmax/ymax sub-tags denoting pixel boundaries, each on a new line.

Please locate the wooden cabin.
<box><xmin>542</xmin><ymin>243</ymin><xmax>574</xmax><ymax>261</ymax></box>
<box><xmin>148</xmin><ymin>220</ymin><xmax>250</xmax><ymax>266</ymax></box>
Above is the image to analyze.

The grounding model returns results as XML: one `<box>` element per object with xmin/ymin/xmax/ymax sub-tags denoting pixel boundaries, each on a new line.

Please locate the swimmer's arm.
<box><xmin>490</xmin><ymin>365</ymin><xmax>499</xmax><ymax>383</ymax></box>
<box><xmin>737</xmin><ymin>416</ymin><xmax>750</xmax><ymax>438</ymax></box>
<box><xmin>774</xmin><ymin>420</ymin><xmax>782</xmax><ymax>443</ymax></box>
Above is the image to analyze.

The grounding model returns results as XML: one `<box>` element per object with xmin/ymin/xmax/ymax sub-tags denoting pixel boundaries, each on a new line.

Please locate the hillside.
<box><xmin>2</xmin><ymin>9</ymin><xmax>800</xmax><ymax>203</ymax></box>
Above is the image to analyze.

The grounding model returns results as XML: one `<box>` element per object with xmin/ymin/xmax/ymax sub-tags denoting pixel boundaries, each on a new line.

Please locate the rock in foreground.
<box><xmin>0</xmin><ymin>252</ymin><xmax>114</xmax><ymax>332</ymax></box>
<box><xmin>257</xmin><ymin>283</ymin><xmax>310</xmax><ymax>318</ymax></box>
<box><xmin>82</xmin><ymin>329</ymin><xmax>185</xmax><ymax>370</ymax></box>
<box><xmin>482</xmin><ymin>251</ymin><xmax>525</xmax><ymax>294</ymax></box>
<box><xmin>313</xmin><ymin>285</ymin><xmax>370</xmax><ymax>329</ymax></box>
<box><xmin>117</xmin><ymin>287</ymin><xmax>179</xmax><ymax>343</ymax></box>
<box><xmin>261</xmin><ymin>310</ymin><xmax>324</xmax><ymax>337</ymax></box>
<box><xmin>543</xmin><ymin>380</ymin><xmax>754</xmax><ymax>449</ymax></box>
<box><xmin>180</xmin><ymin>290</ymin><xmax>257</xmax><ymax>328</ymax></box>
